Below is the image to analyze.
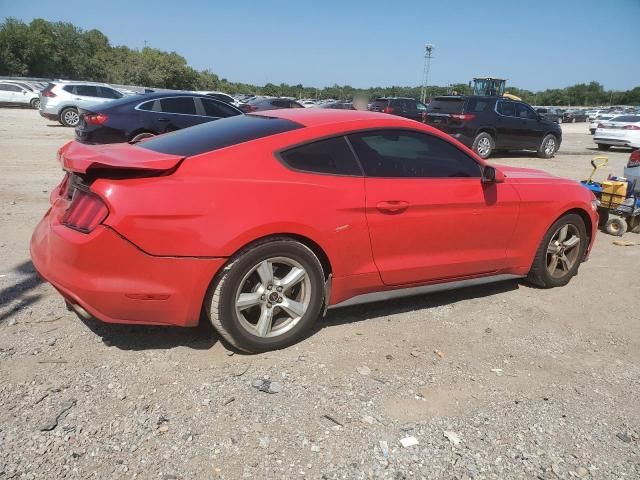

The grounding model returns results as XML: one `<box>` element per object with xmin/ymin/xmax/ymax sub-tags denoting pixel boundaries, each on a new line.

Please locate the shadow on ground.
<box><xmin>0</xmin><ymin>260</ymin><xmax>44</xmax><ymax>323</ymax></box>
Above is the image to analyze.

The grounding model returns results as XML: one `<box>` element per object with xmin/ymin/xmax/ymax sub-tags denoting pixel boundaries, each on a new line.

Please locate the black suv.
<box><xmin>369</xmin><ymin>97</ymin><xmax>428</xmax><ymax>122</ymax></box>
<box><xmin>425</xmin><ymin>96</ymin><xmax>562</xmax><ymax>158</ymax></box>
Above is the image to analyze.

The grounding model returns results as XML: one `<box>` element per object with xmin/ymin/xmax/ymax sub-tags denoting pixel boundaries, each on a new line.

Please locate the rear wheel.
<box><xmin>527</xmin><ymin>214</ymin><xmax>587</xmax><ymax>288</ymax></box>
<box><xmin>206</xmin><ymin>238</ymin><xmax>326</xmax><ymax>353</ymax></box>
<box><xmin>59</xmin><ymin>107</ymin><xmax>80</xmax><ymax>127</ymax></box>
<box><xmin>472</xmin><ymin>132</ymin><xmax>494</xmax><ymax>159</ymax></box>
<box><xmin>538</xmin><ymin>134</ymin><xmax>558</xmax><ymax>158</ymax></box>
<box><xmin>597</xmin><ymin>144</ymin><xmax>610</xmax><ymax>151</ymax></box>
<box><xmin>605</xmin><ymin>216</ymin><xmax>627</xmax><ymax>236</ymax></box>
<box><xmin>30</xmin><ymin>98</ymin><xmax>40</xmax><ymax>110</ymax></box>
<box><xmin>572</xmin><ymin>118</ymin><xmax>576</xmax><ymax>123</ymax></box>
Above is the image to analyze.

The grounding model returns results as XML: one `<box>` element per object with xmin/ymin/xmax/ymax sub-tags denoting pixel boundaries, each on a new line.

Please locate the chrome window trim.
<box><xmin>134</xmin><ymin>96</ymin><xmax>221</xmax><ymax>119</ymax></box>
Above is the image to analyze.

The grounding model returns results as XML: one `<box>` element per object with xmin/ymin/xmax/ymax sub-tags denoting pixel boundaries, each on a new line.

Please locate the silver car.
<box><xmin>39</xmin><ymin>81</ymin><xmax>124</xmax><ymax>127</ymax></box>
<box><xmin>0</xmin><ymin>81</ymin><xmax>41</xmax><ymax>109</ymax></box>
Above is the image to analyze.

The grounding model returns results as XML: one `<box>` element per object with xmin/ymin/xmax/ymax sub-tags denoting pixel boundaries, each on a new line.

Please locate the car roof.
<box><xmin>253</xmin><ymin>108</ymin><xmax>411</xmax><ymax>127</ymax></box>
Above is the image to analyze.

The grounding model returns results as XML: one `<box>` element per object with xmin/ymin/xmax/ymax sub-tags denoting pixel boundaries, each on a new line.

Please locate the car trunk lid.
<box><xmin>425</xmin><ymin>97</ymin><xmax>467</xmax><ymax>130</ymax></box>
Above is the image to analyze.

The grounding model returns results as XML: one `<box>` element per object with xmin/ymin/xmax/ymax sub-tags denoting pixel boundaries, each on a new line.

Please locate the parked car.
<box><xmin>594</xmin><ymin>114</ymin><xmax>640</xmax><ymax>150</ymax></box>
<box><xmin>300</xmin><ymin>100</ymin><xmax>317</xmax><ymax>108</ymax></box>
<box><xmin>195</xmin><ymin>91</ymin><xmax>243</xmax><ymax>107</ymax></box>
<box><xmin>425</xmin><ymin>96</ymin><xmax>562</xmax><ymax>158</ymax></box>
<box><xmin>319</xmin><ymin>101</ymin><xmax>355</xmax><ymax>110</ymax></box>
<box><xmin>369</xmin><ymin>97</ymin><xmax>428</xmax><ymax>122</ymax></box>
<box><xmin>0</xmin><ymin>81</ymin><xmax>41</xmax><ymax>109</ymax></box>
<box><xmin>535</xmin><ymin>107</ymin><xmax>562</xmax><ymax>123</ymax></box>
<box><xmin>39</xmin><ymin>81</ymin><xmax>125</xmax><ymax>127</ymax></box>
<box><xmin>563</xmin><ymin>110</ymin><xmax>588</xmax><ymax>123</ymax></box>
<box><xmin>75</xmin><ymin>92</ymin><xmax>243</xmax><ymax>144</ymax></box>
<box><xmin>31</xmin><ymin>109</ymin><xmax>597</xmax><ymax>353</ymax></box>
<box><xmin>589</xmin><ymin>114</ymin><xmax>616</xmax><ymax>134</ymax></box>
<box><xmin>3</xmin><ymin>80</ymin><xmax>42</xmax><ymax>93</ymax></box>
<box><xmin>240</xmin><ymin>97</ymin><xmax>303</xmax><ymax>112</ymax></box>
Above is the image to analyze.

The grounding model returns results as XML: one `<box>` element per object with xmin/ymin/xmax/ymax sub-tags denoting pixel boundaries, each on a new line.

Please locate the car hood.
<box><xmin>495</xmin><ymin>165</ymin><xmax>564</xmax><ymax>182</ymax></box>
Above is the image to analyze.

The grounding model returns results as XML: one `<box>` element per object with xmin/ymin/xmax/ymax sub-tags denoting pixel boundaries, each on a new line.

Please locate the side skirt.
<box><xmin>328</xmin><ymin>274</ymin><xmax>523</xmax><ymax>309</ymax></box>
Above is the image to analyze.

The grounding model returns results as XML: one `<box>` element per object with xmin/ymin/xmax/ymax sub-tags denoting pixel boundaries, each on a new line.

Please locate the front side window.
<box><xmin>159</xmin><ymin>97</ymin><xmax>197</xmax><ymax>115</ymax></box>
<box><xmin>75</xmin><ymin>85</ymin><xmax>99</xmax><ymax>97</ymax></box>
<box><xmin>280</xmin><ymin>137</ymin><xmax>362</xmax><ymax>176</ymax></box>
<box><xmin>348</xmin><ymin>130</ymin><xmax>481</xmax><ymax>178</ymax></box>
<box><xmin>516</xmin><ymin>103</ymin><xmax>537</xmax><ymax>120</ymax></box>
<box><xmin>497</xmin><ymin>101</ymin><xmax>516</xmax><ymax>117</ymax></box>
<box><xmin>200</xmin><ymin>99</ymin><xmax>241</xmax><ymax>118</ymax></box>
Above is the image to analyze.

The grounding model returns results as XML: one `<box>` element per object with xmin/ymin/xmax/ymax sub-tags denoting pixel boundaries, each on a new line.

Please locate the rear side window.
<box><xmin>200</xmin><ymin>98</ymin><xmax>241</xmax><ymax>118</ymax></box>
<box><xmin>611</xmin><ymin>115</ymin><xmax>640</xmax><ymax>123</ymax></box>
<box><xmin>280</xmin><ymin>137</ymin><xmax>362</xmax><ymax>176</ymax></box>
<box><xmin>139</xmin><ymin>114</ymin><xmax>303</xmax><ymax>157</ymax></box>
<box><xmin>426</xmin><ymin>98</ymin><xmax>465</xmax><ymax>114</ymax></box>
<box><xmin>468</xmin><ymin>98</ymin><xmax>491</xmax><ymax>112</ymax></box>
<box><xmin>63</xmin><ymin>85</ymin><xmax>75</xmax><ymax>94</ymax></box>
<box><xmin>497</xmin><ymin>101</ymin><xmax>516</xmax><ymax>117</ymax></box>
<box><xmin>75</xmin><ymin>85</ymin><xmax>99</xmax><ymax>97</ymax></box>
<box><xmin>138</xmin><ymin>100</ymin><xmax>159</xmax><ymax>111</ymax></box>
<box><xmin>160</xmin><ymin>97</ymin><xmax>197</xmax><ymax>115</ymax></box>
<box><xmin>348</xmin><ymin>130</ymin><xmax>481</xmax><ymax>178</ymax></box>
<box><xmin>99</xmin><ymin>87</ymin><xmax>123</xmax><ymax>99</ymax></box>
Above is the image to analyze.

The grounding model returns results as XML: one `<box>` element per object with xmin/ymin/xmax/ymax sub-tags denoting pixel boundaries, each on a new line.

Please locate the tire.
<box><xmin>557</xmin><ymin>118</ymin><xmax>562</xmax><ymax>124</ymax></box>
<box><xmin>597</xmin><ymin>144</ymin><xmax>610</xmax><ymax>151</ymax></box>
<box><xmin>130</xmin><ymin>132</ymin><xmax>155</xmax><ymax>143</ymax></box>
<box><xmin>572</xmin><ymin>118</ymin><xmax>576</xmax><ymax>123</ymax></box>
<box><xmin>59</xmin><ymin>107</ymin><xmax>80</xmax><ymax>127</ymax></box>
<box><xmin>538</xmin><ymin>134</ymin><xmax>558</xmax><ymax>158</ymax></box>
<box><xmin>206</xmin><ymin>238</ymin><xmax>326</xmax><ymax>353</ymax></box>
<box><xmin>629</xmin><ymin>217</ymin><xmax>640</xmax><ymax>234</ymax></box>
<box><xmin>30</xmin><ymin>98</ymin><xmax>40</xmax><ymax>110</ymax></box>
<box><xmin>472</xmin><ymin>132</ymin><xmax>494</xmax><ymax>159</ymax></box>
<box><xmin>604</xmin><ymin>216</ymin><xmax>627</xmax><ymax>236</ymax></box>
<box><xmin>526</xmin><ymin>213</ymin><xmax>587</xmax><ymax>288</ymax></box>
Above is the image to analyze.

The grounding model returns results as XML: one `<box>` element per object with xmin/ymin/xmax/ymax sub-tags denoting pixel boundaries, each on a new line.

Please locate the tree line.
<box><xmin>1</xmin><ymin>18</ymin><xmax>638</xmax><ymax>106</ymax></box>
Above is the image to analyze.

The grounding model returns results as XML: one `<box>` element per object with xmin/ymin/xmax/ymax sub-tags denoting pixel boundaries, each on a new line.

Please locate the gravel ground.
<box><xmin>0</xmin><ymin>107</ymin><xmax>638</xmax><ymax>479</ymax></box>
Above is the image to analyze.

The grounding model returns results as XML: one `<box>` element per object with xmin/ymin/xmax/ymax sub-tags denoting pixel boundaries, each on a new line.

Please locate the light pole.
<box><xmin>420</xmin><ymin>44</ymin><xmax>434</xmax><ymax>104</ymax></box>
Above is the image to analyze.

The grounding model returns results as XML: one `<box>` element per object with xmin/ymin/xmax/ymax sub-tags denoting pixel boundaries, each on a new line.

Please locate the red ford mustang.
<box><xmin>31</xmin><ymin>109</ymin><xmax>598</xmax><ymax>352</ymax></box>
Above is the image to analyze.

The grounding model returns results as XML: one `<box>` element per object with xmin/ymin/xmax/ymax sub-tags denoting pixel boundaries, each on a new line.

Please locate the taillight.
<box><xmin>597</xmin><ymin>123</ymin><xmax>605</xmax><ymax>129</ymax></box>
<box><xmin>62</xmin><ymin>190</ymin><xmax>108</xmax><ymax>233</ymax></box>
<box><xmin>629</xmin><ymin>150</ymin><xmax>640</xmax><ymax>167</ymax></box>
<box><xmin>84</xmin><ymin>113</ymin><xmax>108</xmax><ymax>125</ymax></box>
<box><xmin>383</xmin><ymin>107</ymin><xmax>394</xmax><ymax>114</ymax></box>
<box><xmin>450</xmin><ymin>113</ymin><xmax>476</xmax><ymax>121</ymax></box>
<box><xmin>42</xmin><ymin>90</ymin><xmax>56</xmax><ymax>97</ymax></box>
<box><xmin>623</xmin><ymin>125</ymin><xmax>640</xmax><ymax>130</ymax></box>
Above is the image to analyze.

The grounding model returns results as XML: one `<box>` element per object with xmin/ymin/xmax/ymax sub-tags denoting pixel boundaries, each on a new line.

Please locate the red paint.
<box><xmin>31</xmin><ymin>109</ymin><xmax>597</xmax><ymax>327</ymax></box>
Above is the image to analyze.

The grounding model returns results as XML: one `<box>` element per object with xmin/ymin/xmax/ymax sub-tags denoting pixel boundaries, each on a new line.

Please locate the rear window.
<box><xmin>426</xmin><ymin>97</ymin><xmax>465</xmax><ymax>114</ymax></box>
<box><xmin>610</xmin><ymin>115</ymin><xmax>640</xmax><ymax>123</ymax></box>
<box><xmin>139</xmin><ymin>114</ymin><xmax>303</xmax><ymax>157</ymax></box>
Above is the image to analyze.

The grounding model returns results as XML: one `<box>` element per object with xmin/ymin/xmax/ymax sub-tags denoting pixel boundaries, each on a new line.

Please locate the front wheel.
<box><xmin>472</xmin><ymin>132</ymin><xmax>494</xmax><ymax>159</ymax></box>
<box><xmin>206</xmin><ymin>238</ymin><xmax>326</xmax><ymax>353</ymax></box>
<box><xmin>538</xmin><ymin>134</ymin><xmax>558</xmax><ymax>158</ymax></box>
<box><xmin>526</xmin><ymin>214</ymin><xmax>587</xmax><ymax>288</ymax></box>
<box><xmin>30</xmin><ymin>98</ymin><xmax>40</xmax><ymax>110</ymax></box>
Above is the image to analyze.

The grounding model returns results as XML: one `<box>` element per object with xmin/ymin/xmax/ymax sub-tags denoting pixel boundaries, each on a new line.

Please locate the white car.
<box><xmin>589</xmin><ymin>114</ymin><xmax>616</xmax><ymax>134</ymax></box>
<box><xmin>195</xmin><ymin>91</ymin><xmax>243</xmax><ymax>107</ymax></box>
<box><xmin>594</xmin><ymin>114</ymin><xmax>640</xmax><ymax>150</ymax></box>
<box><xmin>300</xmin><ymin>100</ymin><xmax>317</xmax><ymax>108</ymax></box>
<box><xmin>39</xmin><ymin>81</ymin><xmax>125</xmax><ymax>127</ymax></box>
<box><xmin>0</xmin><ymin>81</ymin><xmax>41</xmax><ymax>109</ymax></box>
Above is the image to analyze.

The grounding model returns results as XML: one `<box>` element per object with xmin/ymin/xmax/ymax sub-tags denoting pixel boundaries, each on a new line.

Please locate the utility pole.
<box><xmin>420</xmin><ymin>44</ymin><xmax>434</xmax><ymax>104</ymax></box>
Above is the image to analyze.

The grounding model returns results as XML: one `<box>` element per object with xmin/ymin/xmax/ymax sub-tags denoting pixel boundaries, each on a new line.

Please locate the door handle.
<box><xmin>376</xmin><ymin>201</ymin><xmax>409</xmax><ymax>214</ymax></box>
<box><xmin>157</xmin><ymin>117</ymin><xmax>170</xmax><ymax>122</ymax></box>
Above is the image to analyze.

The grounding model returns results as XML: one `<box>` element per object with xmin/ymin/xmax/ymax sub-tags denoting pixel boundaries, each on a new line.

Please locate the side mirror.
<box><xmin>482</xmin><ymin>166</ymin><xmax>505</xmax><ymax>184</ymax></box>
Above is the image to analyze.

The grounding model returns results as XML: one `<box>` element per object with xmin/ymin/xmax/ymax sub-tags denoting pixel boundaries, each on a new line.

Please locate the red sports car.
<box><xmin>31</xmin><ymin>109</ymin><xmax>598</xmax><ymax>352</ymax></box>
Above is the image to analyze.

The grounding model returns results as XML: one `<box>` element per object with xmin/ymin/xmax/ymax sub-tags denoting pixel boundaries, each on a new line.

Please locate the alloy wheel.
<box><xmin>234</xmin><ymin>257</ymin><xmax>311</xmax><ymax>338</ymax></box>
<box><xmin>477</xmin><ymin>137</ymin><xmax>491</xmax><ymax>157</ymax></box>
<box><xmin>63</xmin><ymin>110</ymin><xmax>80</xmax><ymax>126</ymax></box>
<box><xmin>546</xmin><ymin>224</ymin><xmax>581</xmax><ymax>278</ymax></box>
<box><xmin>544</xmin><ymin>137</ymin><xmax>556</xmax><ymax>156</ymax></box>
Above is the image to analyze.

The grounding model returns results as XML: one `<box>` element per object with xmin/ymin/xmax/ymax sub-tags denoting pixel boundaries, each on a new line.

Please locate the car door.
<box><xmin>494</xmin><ymin>100</ymin><xmax>519</xmax><ymax>148</ymax></box>
<box><xmin>515</xmin><ymin>102</ymin><xmax>544</xmax><ymax>148</ymax></box>
<box><xmin>347</xmin><ymin>129</ymin><xmax>520</xmax><ymax>286</ymax></box>
<box><xmin>152</xmin><ymin>96</ymin><xmax>202</xmax><ymax>132</ymax></box>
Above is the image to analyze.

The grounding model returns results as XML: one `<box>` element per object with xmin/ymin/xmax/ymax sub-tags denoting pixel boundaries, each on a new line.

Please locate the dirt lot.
<box><xmin>1</xmin><ymin>107</ymin><xmax>638</xmax><ymax>479</ymax></box>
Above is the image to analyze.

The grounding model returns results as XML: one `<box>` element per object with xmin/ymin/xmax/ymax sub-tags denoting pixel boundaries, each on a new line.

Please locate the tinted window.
<box><xmin>75</xmin><ymin>85</ymin><xmax>99</xmax><ymax>97</ymax></box>
<box><xmin>99</xmin><ymin>87</ymin><xmax>123</xmax><ymax>99</ymax></box>
<box><xmin>288</xmin><ymin>101</ymin><xmax>303</xmax><ymax>108</ymax></box>
<box><xmin>497</xmin><ymin>101</ymin><xmax>516</xmax><ymax>117</ymax></box>
<box><xmin>138</xmin><ymin>100</ymin><xmax>159</xmax><ymax>111</ymax></box>
<box><xmin>2</xmin><ymin>84</ymin><xmax>20</xmax><ymax>92</ymax></box>
<box><xmin>611</xmin><ymin>115</ymin><xmax>640</xmax><ymax>123</ymax></box>
<box><xmin>207</xmin><ymin>93</ymin><xmax>233</xmax><ymax>103</ymax></box>
<box><xmin>139</xmin><ymin>114</ymin><xmax>303</xmax><ymax>157</ymax></box>
<box><xmin>160</xmin><ymin>97</ymin><xmax>197</xmax><ymax>115</ymax></box>
<box><xmin>0</xmin><ymin>84</ymin><xmax>7</xmax><ymax>91</ymax></box>
<box><xmin>469</xmin><ymin>99</ymin><xmax>490</xmax><ymax>112</ymax></box>
<box><xmin>272</xmin><ymin>99</ymin><xmax>288</xmax><ymax>108</ymax></box>
<box><xmin>417</xmin><ymin>102</ymin><xmax>427</xmax><ymax>112</ymax></box>
<box><xmin>348</xmin><ymin>130</ymin><xmax>481</xmax><ymax>178</ymax></box>
<box><xmin>516</xmin><ymin>103</ymin><xmax>537</xmax><ymax>119</ymax></box>
<box><xmin>280</xmin><ymin>137</ymin><xmax>361</xmax><ymax>176</ymax></box>
<box><xmin>426</xmin><ymin>97</ymin><xmax>465</xmax><ymax>114</ymax></box>
<box><xmin>63</xmin><ymin>85</ymin><xmax>75</xmax><ymax>94</ymax></box>
<box><xmin>200</xmin><ymin>98</ymin><xmax>241</xmax><ymax>118</ymax></box>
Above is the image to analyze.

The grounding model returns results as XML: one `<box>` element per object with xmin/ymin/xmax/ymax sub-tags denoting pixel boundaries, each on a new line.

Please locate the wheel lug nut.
<box><xmin>267</xmin><ymin>303</ymin><xmax>272</xmax><ymax>308</ymax></box>
<box><xmin>276</xmin><ymin>286</ymin><xmax>283</xmax><ymax>292</ymax></box>
<box><xmin>267</xmin><ymin>285</ymin><xmax>272</xmax><ymax>290</ymax></box>
<box><xmin>260</xmin><ymin>294</ymin><xmax>266</xmax><ymax>300</ymax></box>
